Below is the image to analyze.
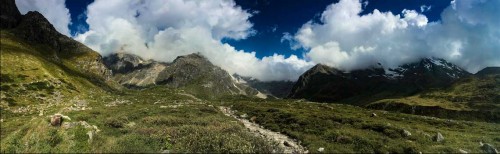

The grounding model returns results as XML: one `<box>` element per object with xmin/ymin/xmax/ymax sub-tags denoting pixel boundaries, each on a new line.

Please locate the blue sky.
<box><xmin>65</xmin><ymin>0</ymin><xmax>451</xmax><ymax>59</ymax></box>
<box><xmin>16</xmin><ymin>0</ymin><xmax>500</xmax><ymax>81</ymax></box>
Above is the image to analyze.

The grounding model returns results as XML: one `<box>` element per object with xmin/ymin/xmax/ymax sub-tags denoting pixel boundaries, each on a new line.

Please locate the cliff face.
<box><xmin>0</xmin><ymin>0</ymin><xmax>22</xmax><ymax>28</ymax></box>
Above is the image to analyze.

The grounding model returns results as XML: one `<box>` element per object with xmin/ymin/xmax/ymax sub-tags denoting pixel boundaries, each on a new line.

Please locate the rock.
<box><xmin>283</xmin><ymin>141</ymin><xmax>291</xmax><ymax>147</ymax></box>
<box><xmin>39</xmin><ymin>110</ymin><xmax>44</xmax><ymax>116</ymax></box>
<box><xmin>0</xmin><ymin>119</ymin><xmax>3</xmax><ymax>122</ymax></box>
<box><xmin>480</xmin><ymin>142</ymin><xmax>499</xmax><ymax>154</ymax></box>
<box><xmin>318</xmin><ymin>147</ymin><xmax>325</xmax><ymax>152</ymax></box>
<box><xmin>87</xmin><ymin>131</ymin><xmax>94</xmax><ymax>143</ymax></box>
<box><xmin>51</xmin><ymin>114</ymin><xmax>63</xmax><ymax>126</ymax></box>
<box><xmin>433</xmin><ymin>132</ymin><xmax>444</xmax><ymax>142</ymax></box>
<box><xmin>459</xmin><ymin>149</ymin><xmax>468</xmax><ymax>153</ymax></box>
<box><xmin>250</xmin><ymin>116</ymin><xmax>257</xmax><ymax>122</ymax></box>
<box><xmin>371</xmin><ymin>113</ymin><xmax>377</xmax><ymax>117</ymax></box>
<box><xmin>240</xmin><ymin>113</ymin><xmax>248</xmax><ymax>118</ymax></box>
<box><xmin>402</xmin><ymin>129</ymin><xmax>412</xmax><ymax>137</ymax></box>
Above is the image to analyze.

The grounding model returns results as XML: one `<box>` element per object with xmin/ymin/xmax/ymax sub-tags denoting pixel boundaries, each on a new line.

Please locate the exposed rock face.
<box><xmin>104</xmin><ymin>53</ymin><xmax>261</xmax><ymax>98</ymax></box>
<box><xmin>288</xmin><ymin>58</ymin><xmax>471</xmax><ymax>103</ymax></box>
<box><xmin>0</xmin><ymin>0</ymin><xmax>22</xmax><ymax>28</ymax></box>
<box><xmin>15</xmin><ymin>11</ymin><xmax>61</xmax><ymax>50</ymax></box>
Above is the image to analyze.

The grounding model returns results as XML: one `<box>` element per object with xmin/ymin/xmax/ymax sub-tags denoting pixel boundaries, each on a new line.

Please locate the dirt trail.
<box><xmin>219</xmin><ymin>106</ymin><xmax>308</xmax><ymax>153</ymax></box>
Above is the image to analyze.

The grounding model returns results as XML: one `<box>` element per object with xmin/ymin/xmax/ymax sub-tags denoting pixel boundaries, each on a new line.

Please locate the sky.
<box><xmin>15</xmin><ymin>0</ymin><xmax>500</xmax><ymax>81</ymax></box>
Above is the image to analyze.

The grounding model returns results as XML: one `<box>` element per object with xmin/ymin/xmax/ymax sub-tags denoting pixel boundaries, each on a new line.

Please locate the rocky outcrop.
<box><xmin>0</xmin><ymin>0</ymin><xmax>22</xmax><ymax>28</ymax></box>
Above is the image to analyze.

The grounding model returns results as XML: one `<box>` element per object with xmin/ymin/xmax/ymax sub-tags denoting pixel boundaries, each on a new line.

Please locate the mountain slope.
<box><xmin>0</xmin><ymin>0</ymin><xmax>117</xmax><ymax>112</ymax></box>
<box><xmin>103</xmin><ymin>53</ymin><xmax>260</xmax><ymax>99</ymax></box>
<box><xmin>367</xmin><ymin>67</ymin><xmax>500</xmax><ymax>122</ymax></box>
<box><xmin>289</xmin><ymin>58</ymin><xmax>471</xmax><ymax>103</ymax></box>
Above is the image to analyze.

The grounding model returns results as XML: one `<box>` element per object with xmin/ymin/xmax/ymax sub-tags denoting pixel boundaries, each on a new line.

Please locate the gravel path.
<box><xmin>219</xmin><ymin>106</ymin><xmax>308</xmax><ymax>153</ymax></box>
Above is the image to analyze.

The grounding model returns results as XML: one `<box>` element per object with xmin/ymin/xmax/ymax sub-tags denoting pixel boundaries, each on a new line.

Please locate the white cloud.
<box><xmin>420</xmin><ymin>5</ymin><xmax>431</xmax><ymax>12</ymax></box>
<box><xmin>15</xmin><ymin>0</ymin><xmax>71</xmax><ymax>36</ymax></box>
<box><xmin>289</xmin><ymin>0</ymin><xmax>500</xmax><ymax>73</ymax></box>
<box><xmin>75</xmin><ymin>0</ymin><xmax>313</xmax><ymax>81</ymax></box>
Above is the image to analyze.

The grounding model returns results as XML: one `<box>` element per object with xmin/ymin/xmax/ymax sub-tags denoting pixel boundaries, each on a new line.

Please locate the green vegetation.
<box><xmin>228</xmin><ymin>99</ymin><xmax>500</xmax><ymax>153</ymax></box>
<box><xmin>368</xmin><ymin>74</ymin><xmax>500</xmax><ymax>122</ymax></box>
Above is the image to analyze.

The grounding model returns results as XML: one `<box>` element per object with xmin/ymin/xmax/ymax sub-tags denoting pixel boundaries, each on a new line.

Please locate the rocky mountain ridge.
<box><xmin>289</xmin><ymin>57</ymin><xmax>472</xmax><ymax>103</ymax></box>
<box><xmin>1</xmin><ymin>0</ymin><xmax>111</xmax><ymax>82</ymax></box>
<box><xmin>103</xmin><ymin>52</ymin><xmax>263</xmax><ymax>99</ymax></box>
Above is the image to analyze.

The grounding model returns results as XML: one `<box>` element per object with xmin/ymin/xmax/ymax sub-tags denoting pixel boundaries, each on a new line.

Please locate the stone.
<box><xmin>318</xmin><ymin>147</ymin><xmax>325</xmax><ymax>152</ymax></box>
<box><xmin>250</xmin><ymin>116</ymin><xmax>257</xmax><ymax>122</ymax></box>
<box><xmin>402</xmin><ymin>129</ymin><xmax>412</xmax><ymax>137</ymax></box>
<box><xmin>371</xmin><ymin>113</ymin><xmax>377</xmax><ymax>117</ymax></box>
<box><xmin>480</xmin><ymin>142</ymin><xmax>499</xmax><ymax>154</ymax></box>
<box><xmin>87</xmin><ymin>131</ymin><xmax>94</xmax><ymax>143</ymax></box>
<box><xmin>459</xmin><ymin>149</ymin><xmax>468</xmax><ymax>153</ymax></box>
<box><xmin>240</xmin><ymin>113</ymin><xmax>248</xmax><ymax>118</ymax></box>
<box><xmin>51</xmin><ymin>114</ymin><xmax>63</xmax><ymax>126</ymax></box>
<box><xmin>283</xmin><ymin>141</ymin><xmax>291</xmax><ymax>147</ymax></box>
<box><xmin>433</xmin><ymin>132</ymin><xmax>444</xmax><ymax>142</ymax></box>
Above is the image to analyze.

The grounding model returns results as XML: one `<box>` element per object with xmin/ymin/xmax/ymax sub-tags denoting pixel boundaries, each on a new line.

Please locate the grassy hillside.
<box><xmin>0</xmin><ymin>31</ymin><xmax>279</xmax><ymax>153</ymax></box>
<box><xmin>229</xmin><ymin>99</ymin><xmax>500</xmax><ymax>153</ymax></box>
<box><xmin>367</xmin><ymin>74</ymin><xmax>500</xmax><ymax>122</ymax></box>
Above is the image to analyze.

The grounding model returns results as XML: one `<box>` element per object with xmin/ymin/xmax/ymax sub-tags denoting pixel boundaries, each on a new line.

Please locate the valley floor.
<box><xmin>1</xmin><ymin>87</ymin><xmax>499</xmax><ymax>153</ymax></box>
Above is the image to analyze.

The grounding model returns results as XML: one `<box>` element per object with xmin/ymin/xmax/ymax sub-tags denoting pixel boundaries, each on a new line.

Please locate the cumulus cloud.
<box><xmin>288</xmin><ymin>0</ymin><xmax>500</xmax><ymax>73</ymax></box>
<box><xmin>75</xmin><ymin>0</ymin><xmax>313</xmax><ymax>81</ymax></box>
<box><xmin>15</xmin><ymin>0</ymin><xmax>71</xmax><ymax>36</ymax></box>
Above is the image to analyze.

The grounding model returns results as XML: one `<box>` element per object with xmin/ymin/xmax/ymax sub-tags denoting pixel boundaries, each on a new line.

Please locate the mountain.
<box><xmin>1</xmin><ymin>0</ymin><xmax>116</xmax><ymax>110</ymax></box>
<box><xmin>476</xmin><ymin>67</ymin><xmax>500</xmax><ymax>76</ymax></box>
<box><xmin>103</xmin><ymin>52</ymin><xmax>263</xmax><ymax>99</ymax></box>
<box><xmin>232</xmin><ymin>74</ymin><xmax>295</xmax><ymax>98</ymax></box>
<box><xmin>289</xmin><ymin>58</ymin><xmax>471</xmax><ymax>104</ymax></box>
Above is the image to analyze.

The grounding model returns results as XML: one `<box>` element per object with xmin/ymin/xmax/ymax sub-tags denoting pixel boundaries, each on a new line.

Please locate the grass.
<box><xmin>227</xmin><ymin>99</ymin><xmax>500</xmax><ymax>153</ymax></box>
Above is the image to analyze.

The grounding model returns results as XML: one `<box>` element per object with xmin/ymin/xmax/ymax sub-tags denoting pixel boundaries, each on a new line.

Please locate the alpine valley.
<box><xmin>1</xmin><ymin>0</ymin><xmax>499</xmax><ymax>153</ymax></box>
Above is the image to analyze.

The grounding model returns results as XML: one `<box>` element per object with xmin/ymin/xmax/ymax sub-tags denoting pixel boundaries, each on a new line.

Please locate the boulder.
<box><xmin>481</xmin><ymin>142</ymin><xmax>499</xmax><ymax>154</ymax></box>
<box><xmin>458</xmin><ymin>149</ymin><xmax>468</xmax><ymax>153</ymax></box>
<box><xmin>433</xmin><ymin>132</ymin><xmax>444</xmax><ymax>142</ymax></box>
<box><xmin>371</xmin><ymin>113</ymin><xmax>377</xmax><ymax>117</ymax></box>
<box><xmin>402</xmin><ymin>130</ymin><xmax>412</xmax><ymax>137</ymax></box>
<box><xmin>51</xmin><ymin>114</ymin><xmax>62</xmax><ymax>126</ymax></box>
<box><xmin>318</xmin><ymin>147</ymin><xmax>325</xmax><ymax>152</ymax></box>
